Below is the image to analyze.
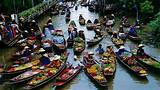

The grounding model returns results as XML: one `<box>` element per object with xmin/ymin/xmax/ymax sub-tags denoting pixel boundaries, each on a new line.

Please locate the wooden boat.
<box><xmin>128</xmin><ymin>35</ymin><xmax>141</xmax><ymax>43</ymax></box>
<box><xmin>69</xmin><ymin>20</ymin><xmax>76</xmax><ymax>27</ymax></box>
<box><xmin>87</xmin><ymin>36</ymin><xmax>104</xmax><ymax>47</ymax></box>
<box><xmin>88</xmin><ymin>5</ymin><xmax>95</xmax><ymax>12</ymax></box>
<box><xmin>68</xmin><ymin>21</ymin><xmax>77</xmax><ymax>35</ymax></box>
<box><xmin>111</xmin><ymin>38</ymin><xmax>124</xmax><ymax>47</ymax></box>
<box><xmin>0</xmin><ymin>60</ymin><xmax>40</xmax><ymax>75</ymax></box>
<box><xmin>86</xmin><ymin>20</ymin><xmax>94</xmax><ymax>30</ymax></box>
<box><xmin>79</xmin><ymin>18</ymin><xmax>86</xmax><ymax>25</ymax></box>
<box><xmin>67</xmin><ymin>37</ymin><xmax>74</xmax><ymax>48</ymax></box>
<box><xmin>116</xmin><ymin>51</ymin><xmax>148</xmax><ymax>77</ymax></box>
<box><xmin>23</xmin><ymin>54</ymin><xmax>67</xmax><ymax>90</ymax></box>
<box><xmin>65</xmin><ymin>14</ymin><xmax>70</xmax><ymax>22</ymax></box>
<box><xmin>52</xmin><ymin>64</ymin><xmax>82</xmax><ymax>86</ymax></box>
<box><xmin>101</xmin><ymin>48</ymin><xmax>116</xmax><ymax>76</ymax></box>
<box><xmin>83</xmin><ymin>52</ymin><xmax>107</xmax><ymax>87</ymax></box>
<box><xmin>60</xmin><ymin>10</ymin><xmax>65</xmax><ymax>15</ymax></box>
<box><xmin>52</xmin><ymin>29</ymin><xmax>66</xmax><ymax>51</ymax></box>
<box><xmin>73</xmin><ymin>37</ymin><xmax>85</xmax><ymax>54</ymax></box>
<box><xmin>135</xmin><ymin>54</ymin><xmax>160</xmax><ymax>73</ymax></box>
<box><xmin>6</xmin><ymin>69</ymin><xmax>42</xmax><ymax>84</ymax></box>
<box><xmin>93</xmin><ymin>19</ymin><xmax>101</xmax><ymax>30</ymax></box>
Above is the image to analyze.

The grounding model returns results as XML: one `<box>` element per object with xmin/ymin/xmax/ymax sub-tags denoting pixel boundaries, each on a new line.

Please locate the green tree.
<box><xmin>148</xmin><ymin>12</ymin><xmax>160</xmax><ymax>47</ymax></box>
<box><xmin>140</xmin><ymin>0</ymin><xmax>154</xmax><ymax>14</ymax></box>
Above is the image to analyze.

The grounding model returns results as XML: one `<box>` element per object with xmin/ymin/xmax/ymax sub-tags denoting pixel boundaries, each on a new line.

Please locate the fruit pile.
<box><xmin>87</xmin><ymin>64</ymin><xmax>105</xmax><ymax>81</ymax></box>
<box><xmin>7</xmin><ymin>60</ymin><xmax>40</xmax><ymax>72</ymax></box>
<box><xmin>112</xmin><ymin>38</ymin><xmax>124</xmax><ymax>45</ymax></box>
<box><xmin>28</xmin><ymin>67</ymin><xmax>58</xmax><ymax>85</ymax></box>
<box><xmin>74</xmin><ymin>37</ymin><xmax>85</xmax><ymax>51</ymax></box>
<box><xmin>141</xmin><ymin>58</ymin><xmax>160</xmax><ymax>68</ymax></box>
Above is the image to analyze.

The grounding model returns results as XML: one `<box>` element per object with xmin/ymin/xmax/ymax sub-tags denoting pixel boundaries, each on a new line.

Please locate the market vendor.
<box><xmin>40</xmin><ymin>53</ymin><xmax>51</xmax><ymax>66</ymax></box>
<box><xmin>96</xmin><ymin>44</ymin><xmax>104</xmax><ymax>54</ymax></box>
<box><xmin>137</xmin><ymin>44</ymin><xmax>146</xmax><ymax>56</ymax></box>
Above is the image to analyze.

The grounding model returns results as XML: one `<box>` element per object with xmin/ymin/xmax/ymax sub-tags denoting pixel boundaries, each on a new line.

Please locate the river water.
<box><xmin>1</xmin><ymin>2</ymin><xmax>160</xmax><ymax>90</ymax></box>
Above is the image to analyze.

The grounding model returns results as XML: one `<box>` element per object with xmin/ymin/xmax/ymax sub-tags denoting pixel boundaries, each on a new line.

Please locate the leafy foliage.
<box><xmin>140</xmin><ymin>0</ymin><xmax>154</xmax><ymax>14</ymax></box>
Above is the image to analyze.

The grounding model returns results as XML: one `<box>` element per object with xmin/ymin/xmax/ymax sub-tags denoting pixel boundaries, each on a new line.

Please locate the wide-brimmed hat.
<box><xmin>138</xmin><ymin>44</ymin><xmax>144</xmax><ymax>47</ymax></box>
<box><xmin>119</xmin><ymin>46</ymin><xmax>125</xmax><ymax>49</ymax></box>
<box><xmin>0</xmin><ymin>22</ymin><xmax>3</xmax><ymax>25</ymax></box>
<box><xmin>43</xmin><ymin>53</ymin><xmax>48</xmax><ymax>57</ymax></box>
<box><xmin>53</xmin><ymin>55</ymin><xmax>61</xmax><ymax>60</ymax></box>
<box><xmin>32</xmin><ymin>20</ymin><xmax>36</xmax><ymax>22</ymax></box>
<box><xmin>39</xmin><ymin>48</ymin><xmax>45</xmax><ymax>52</ymax></box>
<box><xmin>24</xmin><ymin>46</ymin><xmax>29</xmax><ymax>49</ymax></box>
<box><xmin>88</xmin><ymin>52</ymin><xmax>94</xmax><ymax>55</ymax></box>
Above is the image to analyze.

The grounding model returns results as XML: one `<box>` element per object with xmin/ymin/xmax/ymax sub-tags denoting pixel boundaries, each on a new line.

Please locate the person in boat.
<box><xmin>30</xmin><ymin>29</ymin><xmax>36</xmax><ymax>37</ymax></box>
<box><xmin>85</xmin><ymin>52</ymin><xmax>95</xmax><ymax>65</ymax></box>
<box><xmin>118</xmin><ymin>25</ymin><xmax>126</xmax><ymax>39</ymax></box>
<box><xmin>19</xmin><ymin>17</ymin><xmax>25</xmax><ymax>31</ymax></box>
<box><xmin>95</xmin><ymin>29</ymin><xmax>102</xmax><ymax>37</ymax></box>
<box><xmin>79</xmin><ymin>14</ymin><xmax>84</xmax><ymax>20</ymax></box>
<box><xmin>78</xmin><ymin>30</ymin><xmax>85</xmax><ymax>40</ymax></box>
<box><xmin>128</xmin><ymin>26</ymin><xmax>137</xmax><ymax>37</ymax></box>
<box><xmin>75</xmin><ymin>5</ymin><xmax>78</xmax><ymax>10</ymax></box>
<box><xmin>106</xmin><ymin>46</ymin><xmax>113</xmax><ymax>54</ymax></box>
<box><xmin>21</xmin><ymin>46</ymin><xmax>32</xmax><ymax>57</ymax></box>
<box><xmin>72</xmin><ymin>27</ymin><xmax>78</xmax><ymax>38</ymax></box>
<box><xmin>137</xmin><ymin>44</ymin><xmax>146</xmax><ymax>56</ymax></box>
<box><xmin>29</xmin><ymin>20</ymin><xmax>39</xmax><ymax>33</ymax></box>
<box><xmin>42</xmin><ymin>39</ymin><xmax>53</xmax><ymax>54</ymax></box>
<box><xmin>96</xmin><ymin>44</ymin><xmax>104</xmax><ymax>54</ymax></box>
<box><xmin>47</xmin><ymin>18</ymin><xmax>54</xmax><ymax>32</ymax></box>
<box><xmin>117</xmin><ymin>46</ymin><xmax>130</xmax><ymax>56</ymax></box>
<box><xmin>94</xmin><ymin>19</ymin><xmax>99</xmax><ymax>24</ymax></box>
<box><xmin>40</xmin><ymin>53</ymin><xmax>51</xmax><ymax>66</ymax></box>
<box><xmin>111</xmin><ymin>31</ymin><xmax>118</xmax><ymax>38</ymax></box>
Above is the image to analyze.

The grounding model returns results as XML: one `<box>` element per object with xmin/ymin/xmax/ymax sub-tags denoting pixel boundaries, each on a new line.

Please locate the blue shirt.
<box><xmin>128</xmin><ymin>27</ymin><xmax>137</xmax><ymax>36</ymax></box>
<box><xmin>40</xmin><ymin>56</ymin><xmax>50</xmax><ymax>66</ymax></box>
<box><xmin>117</xmin><ymin>49</ymin><xmax>130</xmax><ymax>56</ymax></box>
<box><xmin>96</xmin><ymin>47</ymin><xmax>104</xmax><ymax>54</ymax></box>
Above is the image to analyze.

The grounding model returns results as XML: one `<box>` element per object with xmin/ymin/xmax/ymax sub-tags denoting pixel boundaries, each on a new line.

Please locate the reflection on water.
<box><xmin>1</xmin><ymin>2</ymin><xmax>160</xmax><ymax>90</ymax></box>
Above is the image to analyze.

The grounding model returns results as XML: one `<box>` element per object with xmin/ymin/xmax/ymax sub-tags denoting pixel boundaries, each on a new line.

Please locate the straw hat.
<box><xmin>32</xmin><ymin>20</ymin><xmax>36</xmax><ymax>22</ymax></box>
<box><xmin>24</xmin><ymin>46</ymin><xmax>29</xmax><ymax>49</ymax></box>
<box><xmin>53</xmin><ymin>55</ymin><xmax>61</xmax><ymax>60</ymax></box>
<box><xmin>79</xmin><ymin>30</ymin><xmax>84</xmax><ymax>32</ymax></box>
<box><xmin>0</xmin><ymin>22</ymin><xmax>3</xmax><ymax>25</ymax></box>
<box><xmin>39</xmin><ymin>48</ymin><xmax>45</xmax><ymax>52</ymax></box>
<box><xmin>43</xmin><ymin>53</ymin><xmax>48</xmax><ymax>57</ymax></box>
<box><xmin>119</xmin><ymin>46</ymin><xmax>125</xmax><ymax>49</ymax></box>
<box><xmin>40</xmin><ymin>66</ymin><xmax>45</xmax><ymax>70</ymax></box>
<box><xmin>138</xmin><ymin>44</ymin><xmax>144</xmax><ymax>48</ymax></box>
<box><xmin>88</xmin><ymin>52</ymin><xmax>94</xmax><ymax>55</ymax></box>
<box><xmin>96</xmin><ymin>29</ymin><xmax>100</xmax><ymax>32</ymax></box>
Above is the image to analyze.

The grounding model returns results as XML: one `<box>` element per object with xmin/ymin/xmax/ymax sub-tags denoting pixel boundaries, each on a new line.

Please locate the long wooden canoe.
<box><xmin>116</xmin><ymin>51</ymin><xmax>148</xmax><ymax>77</ymax></box>
<box><xmin>52</xmin><ymin>64</ymin><xmax>82</xmax><ymax>86</ymax></box>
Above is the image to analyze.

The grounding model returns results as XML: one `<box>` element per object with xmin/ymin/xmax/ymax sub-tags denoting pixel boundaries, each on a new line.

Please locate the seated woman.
<box><xmin>111</xmin><ymin>31</ymin><xmax>118</xmax><ymax>38</ymax></box>
<box><xmin>39</xmin><ymin>53</ymin><xmax>51</xmax><ymax>66</ymax></box>
<box><xmin>117</xmin><ymin>46</ymin><xmax>130</xmax><ymax>56</ymax></box>
<box><xmin>85</xmin><ymin>52</ymin><xmax>95</xmax><ymax>65</ymax></box>
<box><xmin>137</xmin><ymin>44</ymin><xmax>146</xmax><ymax>56</ymax></box>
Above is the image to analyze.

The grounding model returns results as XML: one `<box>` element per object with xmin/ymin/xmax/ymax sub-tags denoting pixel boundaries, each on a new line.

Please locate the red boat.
<box><xmin>52</xmin><ymin>64</ymin><xmax>82</xmax><ymax>86</ymax></box>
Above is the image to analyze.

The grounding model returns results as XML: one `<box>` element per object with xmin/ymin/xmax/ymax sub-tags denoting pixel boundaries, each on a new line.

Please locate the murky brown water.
<box><xmin>1</xmin><ymin>1</ymin><xmax>160</xmax><ymax>90</ymax></box>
